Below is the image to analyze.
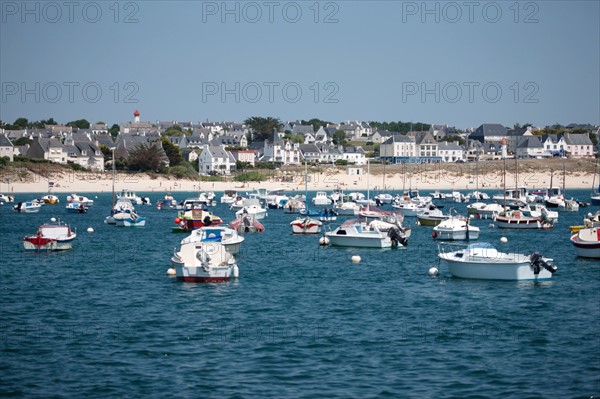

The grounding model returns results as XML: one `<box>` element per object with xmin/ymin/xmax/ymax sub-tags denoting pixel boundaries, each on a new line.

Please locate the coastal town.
<box><xmin>0</xmin><ymin>111</ymin><xmax>597</xmax><ymax>176</ymax></box>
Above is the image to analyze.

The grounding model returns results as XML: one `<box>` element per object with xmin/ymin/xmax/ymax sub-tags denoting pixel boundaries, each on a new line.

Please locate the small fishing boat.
<box><xmin>433</xmin><ymin>218</ymin><xmax>480</xmax><ymax>241</ymax></box>
<box><xmin>156</xmin><ymin>194</ymin><xmax>178</xmax><ymax>210</ymax></box>
<box><xmin>171</xmin><ymin>241</ymin><xmax>238</xmax><ymax>283</ymax></box>
<box><xmin>235</xmin><ymin>199</ymin><xmax>268</xmax><ymax>220</ymax></box>
<box><xmin>117</xmin><ymin>189</ymin><xmax>150</xmax><ymax>205</ymax></box>
<box><xmin>173</xmin><ymin>208</ymin><xmax>222</xmax><ymax>232</ymax></box>
<box><xmin>312</xmin><ymin>191</ymin><xmax>331</xmax><ymax>206</ymax></box>
<box><xmin>417</xmin><ymin>206</ymin><xmax>451</xmax><ymax>227</ymax></box>
<box><xmin>66</xmin><ymin>193</ymin><xmax>94</xmax><ymax>207</ymax></box>
<box><xmin>22</xmin><ymin>219</ymin><xmax>76</xmax><ymax>252</ymax></box>
<box><xmin>220</xmin><ymin>190</ymin><xmax>238</xmax><ymax>204</ymax></box>
<box><xmin>325</xmin><ymin>219</ymin><xmax>409</xmax><ymax>248</ymax></box>
<box><xmin>65</xmin><ymin>202</ymin><xmax>88</xmax><ymax>213</ymax></box>
<box><xmin>13</xmin><ymin>201</ymin><xmax>41</xmax><ymax>213</ymax></box>
<box><xmin>570</xmin><ymin>223</ymin><xmax>600</xmax><ymax>258</ymax></box>
<box><xmin>40</xmin><ymin>194</ymin><xmax>60</xmax><ymax>204</ymax></box>
<box><xmin>494</xmin><ymin>209</ymin><xmax>554</xmax><ymax>229</ymax></box>
<box><xmin>334</xmin><ymin>201</ymin><xmax>360</xmax><ymax>216</ymax></box>
<box><xmin>114</xmin><ymin>209</ymin><xmax>146</xmax><ymax>227</ymax></box>
<box><xmin>178</xmin><ymin>226</ymin><xmax>244</xmax><ymax>255</ymax></box>
<box><xmin>438</xmin><ymin>242</ymin><xmax>557</xmax><ymax>280</ymax></box>
<box><xmin>291</xmin><ymin>216</ymin><xmax>323</xmax><ymax>234</ymax></box>
<box><xmin>229</xmin><ymin>213</ymin><xmax>265</xmax><ymax>233</ymax></box>
<box><xmin>374</xmin><ymin>193</ymin><xmax>394</xmax><ymax>204</ymax></box>
<box><xmin>0</xmin><ymin>194</ymin><xmax>15</xmax><ymax>204</ymax></box>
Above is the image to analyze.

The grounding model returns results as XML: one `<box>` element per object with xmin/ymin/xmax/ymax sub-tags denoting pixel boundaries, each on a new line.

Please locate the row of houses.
<box><xmin>1</xmin><ymin>118</ymin><xmax>597</xmax><ymax>174</ymax></box>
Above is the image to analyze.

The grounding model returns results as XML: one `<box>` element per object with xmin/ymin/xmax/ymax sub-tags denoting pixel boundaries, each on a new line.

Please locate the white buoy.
<box><xmin>87</xmin><ymin>227</ymin><xmax>94</xmax><ymax>233</ymax></box>
<box><xmin>500</xmin><ymin>237</ymin><xmax>508</xmax><ymax>243</ymax></box>
<box><xmin>428</xmin><ymin>266</ymin><xmax>439</xmax><ymax>276</ymax></box>
<box><xmin>50</xmin><ymin>217</ymin><xmax>57</xmax><ymax>223</ymax></box>
<box><xmin>489</xmin><ymin>223</ymin><xmax>495</xmax><ymax>228</ymax></box>
<box><xmin>166</xmin><ymin>267</ymin><xmax>176</xmax><ymax>276</ymax></box>
<box><xmin>351</xmin><ymin>255</ymin><xmax>361</xmax><ymax>263</ymax></box>
<box><xmin>319</xmin><ymin>236</ymin><xmax>330</xmax><ymax>246</ymax></box>
<box><xmin>232</xmin><ymin>264</ymin><xmax>239</xmax><ymax>278</ymax></box>
<box><xmin>416</xmin><ymin>220</ymin><xmax>421</xmax><ymax>226</ymax></box>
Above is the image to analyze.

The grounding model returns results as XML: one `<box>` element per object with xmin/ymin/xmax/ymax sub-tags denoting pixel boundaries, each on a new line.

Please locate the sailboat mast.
<box><xmin>366</xmin><ymin>159</ymin><xmax>370</xmax><ymax>203</ymax></box>
<box><xmin>111</xmin><ymin>148</ymin><xmax>116</xmax><ymax>211</ymax></box>
<box><xmin>503</xmin><ymin>156</ymin><xmax>507</xmax><ymax>209</ymax></box>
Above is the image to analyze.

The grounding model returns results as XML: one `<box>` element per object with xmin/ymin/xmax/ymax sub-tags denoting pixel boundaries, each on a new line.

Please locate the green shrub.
<box><xmin>234</xmin><ymin>171</ymin><xmax>266</xmax><ymax>182</ymax></box>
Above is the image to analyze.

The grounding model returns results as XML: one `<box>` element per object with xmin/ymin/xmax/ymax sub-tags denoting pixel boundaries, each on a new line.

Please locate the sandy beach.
<box><xmin>2</xmin><ymin>159</ymin><xmax>596</xmax><ymax>195</ymax></box>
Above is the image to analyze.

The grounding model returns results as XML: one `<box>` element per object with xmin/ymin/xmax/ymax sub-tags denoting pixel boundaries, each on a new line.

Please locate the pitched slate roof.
<box><xmin>437</xmin><ymin>141</ymin><xmax>463</xmax><ymax>151</ymax></box>
<box><xmin>563</xmin><ymin>133</ymin><xmax>593</xmax><ymax>145</ymax></box>
<box><xmin>0</xmin><ymin>134</ymin><xmax>13</xmax><ymax>147</ymax></box>
<box><xmin>382</xmin><ymin>134</ymin><xmax>413</xmax><ymax>144</ymax></box>
<box><xmin>517</xmin><ymin>136</ymin><xmax>543</xmax><ymax>149</ymax></box>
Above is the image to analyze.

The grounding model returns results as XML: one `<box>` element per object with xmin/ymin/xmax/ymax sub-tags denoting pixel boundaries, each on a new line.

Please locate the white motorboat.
<box><xmin>468</xmin><ymin>191</ymin><xmax>489</xmax><ymax>201</ymax></box>
<box><xmin>179</xmin><ymin>226</ymin><xmax>244</xmax><ymax>255</ymax></box>
<box><xmin>66</xmin><ymin>193</ymin><xmax>94</xmax><ymax>206</ymax></box>
<box><xmin>494</xmin><ymin>209</ymin><xmax>554</xmax><ymax>230</ymax></box>
<box><xmin>519</xmin><ymin>203</ymin><xmax>558</xmax><ymax>222</ymax></box>
<box><xmin>114</xmin><ymin>209</ymin><xmax>146</xmax><ymax>227</ymax></box>
<box><xmin>0</xmin><ymin>194</ymin><xmax>15</xmax><ymax>204</ymax></box>
<box><xmin>374</xmin><ymin>193</ymin><xmax>394</xmax><ymax>204</ymax></box>
<box><xmin>117</xmin><ymin>189</ymin><xmax>150</xmax><ymax>205</ymax></box>
<box><xmin>312</xmin><ymin>191</ymin><xmax>331</xmax><ymax>206</ymax></box>
<box><xmin>235</xmin><ymin>198</ymin><xmax>267</xmax><ymax>220</ymax></box>
<box><xmin>65</xmin><ymin>202</ymin><xmax>88</xmax><ymax>213</ymax></box>
<box><xmin>22</xmin><ymin>219</ymin><xmax>76</xmax><ymax>252</ymax></box>
<box><xmin>475</xmin><ymin>203</ymin><xmax>506</xmax><ymax>219</ymax></box>
<box><xmin>157</xmin><ymin>194</ymin><xmax>178</xmax><ymax>210</ymax></box>
<box><xmin>105</xmin><ymin>198</ymin><xmax>136</xmax><ymax>224</ymax></box>
<box><xmin>570</xmin><ymin>226</ymin><xmax>600</xmax><ymax>258</ymax></box>
<box><xmin>290</xmin><ymin>216</ymin><xmax>323</xmax><ymax>234</ymax></box>
<box><xmin>12</xmin><ymin>201</ymin><xmax>41</xmax><ymax>213</ymax></box>
<box><xmin>438</xmin><ymin>242</ymin><xmax>557</xmax><ymax>281</ymax></box>
<box><xmin>433</xmin><ymin>218</ymin><xmax>480</xmax><ymax>241</ymax></box>
<box><xmin>334</xmin><ymin>201</ymin><xmax>361</xmax><ymax>216</ymax></box>
<box><xmin>492</xmin><ymin>187</ymin><xmax>532</xmax><ymax>207</ymax></box>
<box><xmin>417</xmin><ymin>207</ymin><xmax>452</xmax><ymax>226</ymax></box>
<box><xmin>220</xmin><ymin>190</ymin><xmax>238</xmax><ymax>204</ymax></box>
<box><xmin>171</xmin><ymin>241</ymin><xmax>237</xmax><ymax>283</ymax></box>
<box><xmin>325</xmin><ymin>219</ymin><xmax>409</xmax><ymax>248</ymax></box>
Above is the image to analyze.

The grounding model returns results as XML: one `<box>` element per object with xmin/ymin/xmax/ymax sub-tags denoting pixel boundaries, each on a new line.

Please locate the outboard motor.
<box><xmin>203</xmin><ymin>215</ymin><xmax>212</xmax><ymax>226</ymax></box>
<box><xmin>388</xmin><ymin>227</ymin><xmax>408</xmax><ymax>248</ymax></box>
<box><xmin>243</xmin><ymin>216</ymin><xmax>251</xmax><ymax>233</ymax></box>
<box><xmin>530</xmin><ymin>252</ymin><xmax>557</xmax><ymax>275</ymax></box>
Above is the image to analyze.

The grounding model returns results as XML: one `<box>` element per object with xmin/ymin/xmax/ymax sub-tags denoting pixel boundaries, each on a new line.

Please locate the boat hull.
<box><xmin>570</xmin><ymin>233</ymin><xmax>600</xmax><ymax>258</ymax></box>
<box><xmin>23</xmin><ymin>238</ymin><xmax>73</xmax><ymax>252</ymax></box>
<box><xmin>173</xmin><ymin>262</ymin><xmax>233</xmax><ymax>282</ymax></box>
<box><xmin>443</xmin><ymin>259</ymin><xmax>553</xmax><ymax>280</ymax></box>
<box><xmin>433</xmin><ymin>229</ymin><xmax>479</xmax><ymax>241</ymax></box>
<box><xmin>494</xmin><ymin>216</ymin><xmax>548</xmax><ymax>229</ymax></box>
<box><xmin>325</xmin><ymin>232</ymin><xmax>391</xmax><ymax>248</ymax></box>
<box><xmin>291</xmin><ymin>219</ymin><xmax>322</xmax><ymax>234</ymax></box>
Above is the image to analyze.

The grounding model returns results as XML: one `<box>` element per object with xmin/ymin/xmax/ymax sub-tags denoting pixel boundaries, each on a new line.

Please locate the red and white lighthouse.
<box><xmin>133</xmin><ymin>109</ymin><xmax>140</xmax><ymax>123</ymax></box>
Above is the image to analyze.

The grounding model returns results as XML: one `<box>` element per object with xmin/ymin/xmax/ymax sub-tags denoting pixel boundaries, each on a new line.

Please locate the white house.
<box><xmin>563</xmin><ymin>133</ymin><xmax>594</xmax><ymax>158</ymax></box>
<box><xmin>198</xmin><ymin>145</ymin><xmax>236</xmax><ymax>175</ymax></box>
<box><xmin>516</xmin><ymin>136</ymin><xmax>546</xmax><ymax>158</ymax></box>
<box><xmin>437</xmin><ymin>141</ymin><xmax>464</xmax><ymax>163</ymax></box>
<box><xmin>263</xmin><ymin>137</ymin><xmax>301</xmax><ymax>165</ymax></box>
<box><xmin>341</xmin><ymin>146</ymin><xmax>366</xmax><ymax>165</ymax></box>
<box><xmin>379</xmin><ymin>135</ymin><xmax>416</xmax><ymax>163</ymax></box>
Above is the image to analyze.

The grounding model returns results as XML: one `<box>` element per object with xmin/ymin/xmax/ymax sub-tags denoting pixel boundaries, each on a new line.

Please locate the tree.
<box><xmin>12</xmin><ymin>137</ymin><xmax>32</xmax><ymax>146</ymax></box>
<box><xmin>332</xmin><ymin>130</ymin><xmax>347</xmax><ymax>146</ymax></box>
<box><xmin>164</xmin><ymin>128</ymin><xmax>185</xmax><ymax>136</ymax></box>
<box><xmin>301</xmin><ymin>118</ymin><xmax>332</xmax><ymax>132</ymax></box>
<box><xmin>161</xmin><ymin>137</ymin><xmax>184</xmax><ymax>166</ymax></box>
<box><xmin>292</xmin><ymin>135</ymin><xmax>305</xmax><ymax>144</ymax></box>
<box><xmin>13</xmin><ymin>117</ymin><xmax>28</xmax><ymax>129</ymax></box>
<box><xmin>66</xmin><ymin>119</ymin><xmax>90</xmax><ymax>129</ymax></box>
<box><xmin>109</xmin><ymin>124</ymin><xmax>120</xmax><ymax>138</ymax></box>
<box><xmin>244</xmin><ymin>116</ymin><xmax>282</xmax><ymax>142</ymax></box>
<box><xmin>127</xmin><ymin>143</ymin><xmax>166</xmax><ymax>172</ymax></box>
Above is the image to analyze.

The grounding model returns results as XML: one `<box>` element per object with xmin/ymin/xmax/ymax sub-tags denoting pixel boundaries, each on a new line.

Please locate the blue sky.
<box><xmin>1</xmin><ymin>0</ymin><xmax>599</xmax><ymax>129</ymax></box>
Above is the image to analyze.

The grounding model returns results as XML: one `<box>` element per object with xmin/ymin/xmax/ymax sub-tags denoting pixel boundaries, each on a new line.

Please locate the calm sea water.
<box><xmin>1</xmin><ymin>189</ymin><xmax>599</xmax><ymax>398</ymax></box>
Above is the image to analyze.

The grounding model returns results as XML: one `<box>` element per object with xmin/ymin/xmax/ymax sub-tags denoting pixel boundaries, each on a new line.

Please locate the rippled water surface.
<box><xmin>1</xmin><ymin>190</ymin><xmax>599</xmax><ymax>398</ymax></box>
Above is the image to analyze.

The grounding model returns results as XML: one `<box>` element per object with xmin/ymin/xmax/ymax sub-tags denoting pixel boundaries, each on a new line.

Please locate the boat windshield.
<box><xmin>465</xmin><ymin>242</ymin><xmax>496</xmax><ymax>251</ymax></box>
